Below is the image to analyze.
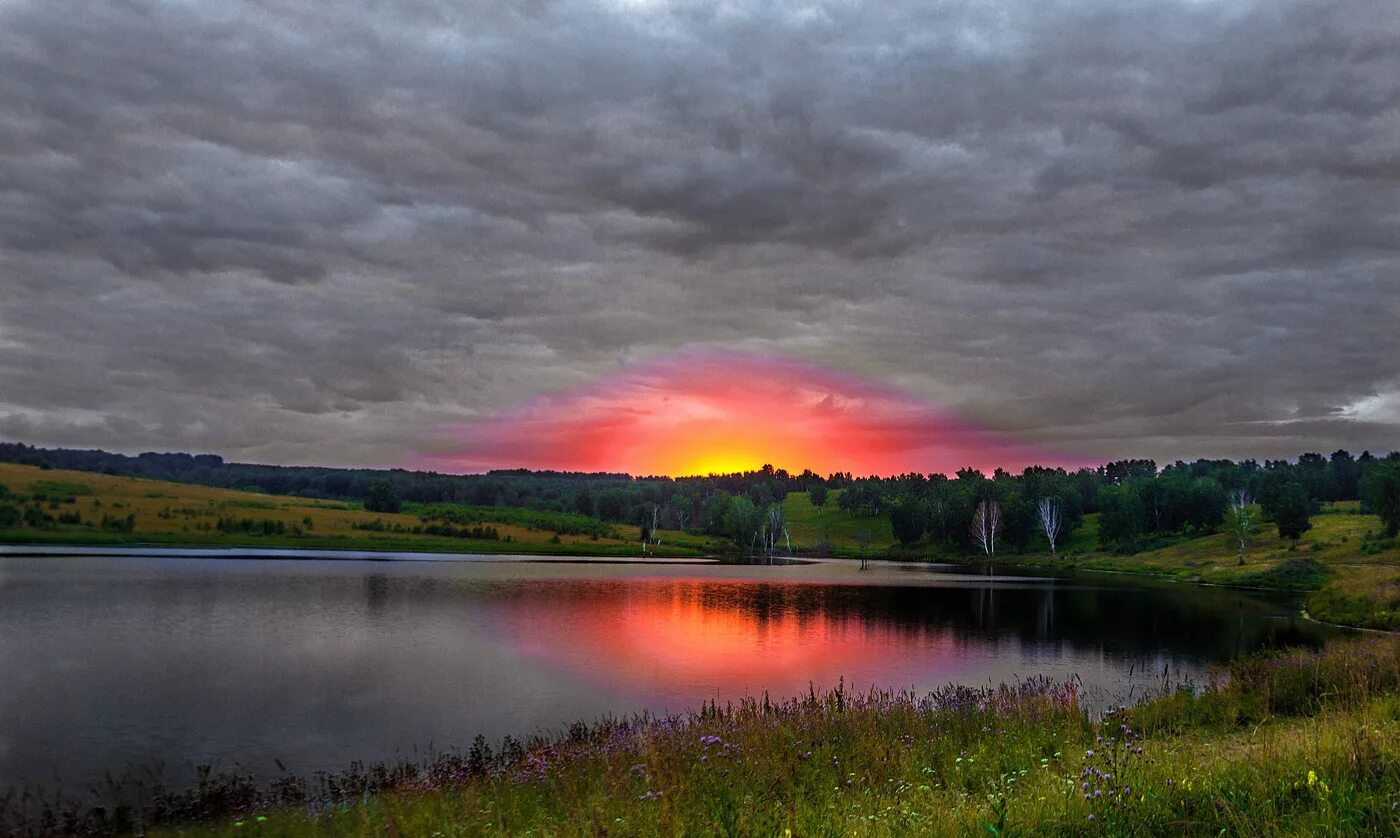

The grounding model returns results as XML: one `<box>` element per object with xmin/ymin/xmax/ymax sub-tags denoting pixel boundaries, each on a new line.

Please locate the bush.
<box><xmin>1240</xmin><ymin>558</ymin><xmax>1327</xmax><ymax>590</ymax></box>
<box><xmin>1363</xmin><ymin>462</ymin><xmax>1400</xmax><ymax>538</ymax></box>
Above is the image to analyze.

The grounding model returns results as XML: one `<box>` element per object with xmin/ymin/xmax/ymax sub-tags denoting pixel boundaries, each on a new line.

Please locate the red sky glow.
<box><xmin>426</xmin><ymin>351</ymin><xmax>1078</xmax><ymax>477</ymax></box>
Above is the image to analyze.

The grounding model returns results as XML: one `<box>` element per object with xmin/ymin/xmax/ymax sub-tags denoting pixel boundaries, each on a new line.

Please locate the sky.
<box><xmin>0</xmin><ymin>0</ymin><xmax>1396</xmax><ymax>475</ymax></box>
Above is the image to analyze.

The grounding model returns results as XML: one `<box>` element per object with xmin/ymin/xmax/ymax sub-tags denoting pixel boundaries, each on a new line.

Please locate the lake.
<box><xmin>0</xmin><ymin>550</ymin><xmax>1333</xmax><ymax>793</ymax></box>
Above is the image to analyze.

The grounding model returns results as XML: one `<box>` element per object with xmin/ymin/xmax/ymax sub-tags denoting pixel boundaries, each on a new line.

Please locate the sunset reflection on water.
<box><xmin>487</xmin><ymin>571</ymin><xmax>1272</xmax><ymax>707</ymax></box>
<box><xmin>503</xmin><ymin>580</ymin><xmax>963</xmax><ymax>697</ymax></box>
<box><xmin>0</xmin><ymin>557</ymin><xmax>1333</xmax><ymax>789</ymax></box>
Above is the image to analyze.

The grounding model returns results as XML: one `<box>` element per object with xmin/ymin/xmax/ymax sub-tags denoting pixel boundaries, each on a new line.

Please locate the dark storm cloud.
<box><xmin>0</xmin><ymin>0</ymin><xmax>1396</xmax><ymax>467</ymax></box>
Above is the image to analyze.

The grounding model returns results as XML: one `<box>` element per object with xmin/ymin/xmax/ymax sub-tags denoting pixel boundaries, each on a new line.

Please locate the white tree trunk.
<box><xmin>972</xmin><ymin>500</ymin><xmax>1001</xmax><ymax>557</ymax></box>
<box><xmin>1228</xmin><ymin>488</ymin><xmax>1252</xmax><ymax>564</ymax></box>
<box><xmin>1037</xmin><ymin>497</ymin><xmax>1061</xmax><ymax>556</ymax></box>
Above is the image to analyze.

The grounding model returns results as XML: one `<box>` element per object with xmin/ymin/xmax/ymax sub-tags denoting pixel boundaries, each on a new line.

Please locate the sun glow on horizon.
<box><xmin>423</xmin><ymin>350</ymin><xmax>1077</xmax><ymax>476</ymax></box>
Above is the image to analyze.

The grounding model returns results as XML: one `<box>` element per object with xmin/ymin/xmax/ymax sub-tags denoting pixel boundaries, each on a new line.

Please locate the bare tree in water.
<box><xmin>855</xmin><ymin>528</ymin><xmax>872</xmax><ymax>569</ymax></box>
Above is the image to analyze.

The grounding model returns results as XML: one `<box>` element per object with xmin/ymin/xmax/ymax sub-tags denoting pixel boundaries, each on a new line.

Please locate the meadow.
<box><xmin>0</xmin><ymin>463</ymin><xmax>709</xmax><ymax>558</ymax></box>
<box><xmin>6</xmin><ymin>635</ymin><xmax>1397</xmax><ymax>836</ymax></box>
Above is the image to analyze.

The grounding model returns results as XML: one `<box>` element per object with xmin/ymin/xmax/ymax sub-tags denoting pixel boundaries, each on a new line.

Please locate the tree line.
<box><xmin>863</xmin><ymin>451</ymin><xmax>1400</xmax><ymax>557</ymax></box>
<box><xmin>1</xmin><ymin>442</ymin><xmax>1397</xmax><ymax>554</ymax></box>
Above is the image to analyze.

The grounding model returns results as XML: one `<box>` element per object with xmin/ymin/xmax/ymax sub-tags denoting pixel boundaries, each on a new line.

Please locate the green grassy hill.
<box><xmin>781</xmin><ymin>490</ymin><xmax>895</xmax><ymax>554</ymax></box>
<box><xmin>0</xmin><ymin>463</ymin><xmax>708</xmax><ymax>557</ymax></box>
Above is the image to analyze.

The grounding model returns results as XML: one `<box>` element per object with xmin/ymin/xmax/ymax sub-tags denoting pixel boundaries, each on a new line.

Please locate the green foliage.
<box><xmin>701</xmin><ymin>494</ymin><xmax>732</xmax><ymax>536</ymax></box>
<box><xmin>998</xmin><ymin>491</ymin><xmax>1035</xmax><ymax>553</ymax></box>
<box><xmin>888</xmin><ymin>497</ymin><xmax>925</xmax><ymax>545</ymax></box>
<box><xmin>722</xmin><ymin>495</ymin><xmax>762</xmax><ymax>548</ymax></box>
<box><xmin>1272</xmin><ymin>482</ymin><xmax>1315</xmax><ymax>540</ymax></box>
<box><xmin>22</xmin><ymin>505</ymin><xmax>45</xmax><ymax>528</ymax></box>
<box><xmin>1239</xmin><ymin>558</ymin><xmax>1328</xmax><ymax>591</ymax></box>
<box><xmin>0</xmin><ymin>502</ymin><xmax>19</xmax><ymax>529</ymax></box>
<box><xmin>807</xmin><ymin>483</ymin><xmax>827</xmax><ymax>509</ymax></box>
<box><xmin>364</xmin><ymin>479</ymin><xmax>400</xmax><ymax>514</ymax></box>
<box><xmin>29</xmin><ymin>479</ymin><xmax>93</xmax><ymax>497</ymax></box>
<box><xmin>411</xmin><ymin>502</ymin><xmax>617</xmax><ymax>539</ymax></box>
<box><xmin>1362</xmin><ymin>461</ymin><xmax>1400</xmax><ymax>538</ymax></box>
<box><xmin>1096</xmin><ymin>484</ymin><xmax>1144</xmax><ymax>550</ymax></box>
<box><xmin>100</xmin><ymin>512</ymin><xmax>137</xmax><ymax>533</ymax></box>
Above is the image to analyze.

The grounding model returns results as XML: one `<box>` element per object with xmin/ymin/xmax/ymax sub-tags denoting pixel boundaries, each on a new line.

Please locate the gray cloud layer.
<box><xmin>1</xmin><ymin>0</ymin><xmax>1396</xmax><ymax>468</ymax></box>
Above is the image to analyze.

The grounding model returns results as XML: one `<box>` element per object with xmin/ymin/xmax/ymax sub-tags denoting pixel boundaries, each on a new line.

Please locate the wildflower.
<box><xmin>1307</xmin><ymin>770</ymin><xmax>1317</xmax><ymax>787</ymax></box>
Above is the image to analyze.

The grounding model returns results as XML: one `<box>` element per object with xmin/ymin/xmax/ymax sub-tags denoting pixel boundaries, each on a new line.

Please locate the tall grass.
<box><xmin>6</xmin><ymin>637</ymin><xmax>1400</xmax><ymax>836</ymax></box>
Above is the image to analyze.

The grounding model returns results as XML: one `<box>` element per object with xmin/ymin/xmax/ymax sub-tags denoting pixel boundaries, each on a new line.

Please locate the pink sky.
<box><xmin>424</xmin><ymin>350</ymin><xmax>1081</xmax><ymax>476</ymax></box>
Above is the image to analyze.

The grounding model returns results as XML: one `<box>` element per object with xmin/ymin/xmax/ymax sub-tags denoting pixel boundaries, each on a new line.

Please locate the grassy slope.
<box><xmin>146</xmin><ymin>636</ymin><xmax>1400</xmax><ymax>837</ymax></box>
<box><xmin>782</xmin><ymin>489</ymin><xmax>895</xmax><ymax>554</ymax></box>
<box><xmin>0</xmin><ymin>463</ymin><xmax>708</xmax><ymax>558</ymax></box>
<box><xmin>782</xmin><ymin>491</ymin><xmax>1400</xmax><ymax>629</ymax></box>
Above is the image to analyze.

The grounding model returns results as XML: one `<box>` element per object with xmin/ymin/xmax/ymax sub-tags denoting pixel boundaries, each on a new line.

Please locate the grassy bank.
<box><xmin>9</xmin><ymin>636</ymin><xmax>1399</xmax><ymax>836</ymax></box>
<box><xmin>781</xmin><ymin>491</ymin><xmax>1400</xmax><ymax>630</ymax></box>
<box><xmin>0</xmin><ymin>464</ymin><xmax>710</xmax><ymax>558</ymax></box>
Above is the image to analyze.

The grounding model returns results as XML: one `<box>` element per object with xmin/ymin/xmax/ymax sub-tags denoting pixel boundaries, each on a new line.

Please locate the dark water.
<box><xmin>0</xmin><ymin>553</ymin><xmax>1333</xmax><ymax>792</ymax></box>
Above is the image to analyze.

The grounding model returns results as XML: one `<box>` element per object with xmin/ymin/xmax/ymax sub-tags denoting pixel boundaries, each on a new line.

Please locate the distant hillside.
<box><xmin>0</xmin><ymin>462</ymin><xmax>707</xmax><ymax>557</ymax></box>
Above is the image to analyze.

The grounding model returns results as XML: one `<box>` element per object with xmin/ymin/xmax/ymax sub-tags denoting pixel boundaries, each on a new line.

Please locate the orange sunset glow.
<box><xmin>500</xmin><ymin>580</ymin><xmax>961</xmax><ymax>696</ymax></box>
<box><xmin>428</xmin><ymin>350</ymin><xmax>1073</xmax><ymax>476</ymax></box>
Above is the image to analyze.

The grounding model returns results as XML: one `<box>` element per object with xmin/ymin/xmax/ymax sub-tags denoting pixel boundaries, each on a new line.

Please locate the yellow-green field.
<box><xmin>0</xmin><ymin>463</ymin><xmax>707</xmax><ymax>557</ymax></box>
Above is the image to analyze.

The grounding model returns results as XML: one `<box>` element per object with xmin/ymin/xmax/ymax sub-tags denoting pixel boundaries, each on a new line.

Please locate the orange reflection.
<box><xmin>500</xmin><ymin>580</ymin><xmax>959</xmax><ymax>697</ymax></box>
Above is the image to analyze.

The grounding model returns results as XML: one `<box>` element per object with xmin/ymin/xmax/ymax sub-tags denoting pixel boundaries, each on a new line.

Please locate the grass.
<box><xmin>0</xmin><ymin>463</ymin><xmax>708</xmax><ymax>558</ymax></box>
<box><xmin>11</xmin><ymin>635</ymin><xmax>1400</xmax><ymax>836</ymax></box>
<box><xmin>782</xmin><ymin>490</ymin><xmax>894</xmax><ymax>555</ymax></box>
<box><xmin>779</xmin><ymin>491</ymin><xmax>1400</xmax><ymax>630</ymax></box>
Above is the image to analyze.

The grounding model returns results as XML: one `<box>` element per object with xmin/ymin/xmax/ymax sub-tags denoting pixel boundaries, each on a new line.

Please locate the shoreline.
<box><xmin>7</xmin><ymin>635</ymin><xmax>1398</xmax><ymax>836</ymax></box>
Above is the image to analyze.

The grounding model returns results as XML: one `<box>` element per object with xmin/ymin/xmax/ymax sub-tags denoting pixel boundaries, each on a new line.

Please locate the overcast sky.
<box><xmin>1</xmin><ymin>0</ymin><xmax>1396</xmax><ymax>471</ymax></box>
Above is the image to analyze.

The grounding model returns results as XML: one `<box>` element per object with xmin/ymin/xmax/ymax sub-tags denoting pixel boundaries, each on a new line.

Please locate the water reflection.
<box><xmin>491</xmin><ymin>574</ymin><xmax>1321</xmax><ymax>702</ymax></box>
<box><xmin>0</xmin><ymin>557</ymin><xmax>1331</xmax><ymax>792</ymax></box>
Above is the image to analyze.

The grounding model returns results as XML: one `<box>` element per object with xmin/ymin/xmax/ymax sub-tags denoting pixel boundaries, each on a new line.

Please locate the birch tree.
<box><xmin>1227</xmin><ymin>488</ymin><xmax>1253</xmax><ymax>565</ymax></box>
<box><xmin>1036</xmin><ymin>497</ymin><xmax>1062</xmax><ymax>556</ymax></box>
<box><xmin>971</xmin><ymin>499</ymin><xmax>1001</xmax><ymax>558</ymax></box>
<box><xmin>765</xmin><ymin>502</ymin><xmax>787</xmax><ymax>558</ymax></box>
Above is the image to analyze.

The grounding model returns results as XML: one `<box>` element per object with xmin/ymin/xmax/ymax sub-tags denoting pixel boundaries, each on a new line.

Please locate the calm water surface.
<box><xmin>0</xmin><ymin>552</ymin><xmax>1332</xmax><ymax>791</ymax></box>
